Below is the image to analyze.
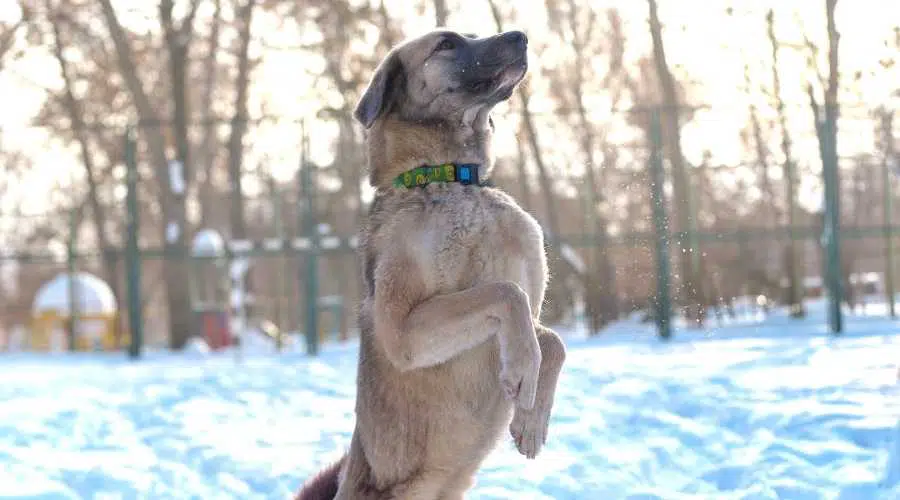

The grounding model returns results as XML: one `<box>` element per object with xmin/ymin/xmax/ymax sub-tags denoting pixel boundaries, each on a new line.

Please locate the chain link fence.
<box><xmin>1</xmin><ymin>102</ymin><xmax>897</xmax><ymax>355</ymax></box>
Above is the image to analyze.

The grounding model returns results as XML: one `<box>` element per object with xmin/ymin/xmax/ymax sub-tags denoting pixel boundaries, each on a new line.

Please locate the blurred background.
<box><xmin>0</xmin><ymin>0</ymin><xmax>898</xmax><ymax>357</ymax></box>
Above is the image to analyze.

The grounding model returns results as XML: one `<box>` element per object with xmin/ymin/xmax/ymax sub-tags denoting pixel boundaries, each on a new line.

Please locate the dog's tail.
<box><xmin>295</xmin><ymin>455</ymin><xmax>346</xmax><ymax>500</ymax></box>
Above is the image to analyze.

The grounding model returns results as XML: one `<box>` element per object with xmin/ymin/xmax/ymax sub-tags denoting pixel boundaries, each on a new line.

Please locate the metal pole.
<box><xmin>66</xmin><ymin>208</ymin><xmax>78</xmax><ymax>352</ymax></box>
<box><xmin>270</xmin><ymin>172</ymin><xmax>286</xmax><ymax>351</ymax></box>
<box><xmin>649</xmin><ymin>109</ymin><xmax>672</xmax><ymax>340</ymax></box>
<box><xmin>124</xmin><ymin>126</ymin><xmax>144</xmax><ymax>359</ymax></box>
<box><xmin>235</xmin><ymin>269</ymin><xmax>247</xmax><ymax>364</ymax></box>
<box><xmin>785</xmin><ymin>157</ymin><xmax>806</xmax><ymax>318</ymax></box>
<box><xmin>581</xmin><ymin>163</ymin><xmax>597</xmax><ymax>334</ymax></box>
<box><xmin>686</xmin><ymin>160</ymin><xmax>702</xmax><ymax>324</ymax></box>
<box><xmin>822</xmin><ymin>107</ymin><xmax>843</xmax><ymax>334</ymax></box>
<box><xmin>882</xmin><ymin>111</ymin><xmax>896</xmax><ymax>318</ymax></box>
<box><xmin>300</xmin><ymin>120</ymin><xmax>320</xmax><ymax>356</ymax></box>
<box><xmin>737</xmin><ymin>229</ymin><xmax>751</xmax><ymax>315</ymax></box>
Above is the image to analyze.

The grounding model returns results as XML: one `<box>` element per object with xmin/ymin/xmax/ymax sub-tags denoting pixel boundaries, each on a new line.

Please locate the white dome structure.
<box><xmin>32</xmin><ymin>272</ymin><xmax>117</xmax><ymax>316</ymax></box>
<box><xmin>192</xmin><ymin>228</ymin><xmax>225</xmax><ymax>257</ymax></box>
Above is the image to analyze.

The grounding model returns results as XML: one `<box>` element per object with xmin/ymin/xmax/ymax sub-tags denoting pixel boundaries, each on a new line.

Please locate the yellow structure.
<box><xmin>30</xmin><ymin>272</ymin><xmax>125</xmax><ymax>352</ymax></box>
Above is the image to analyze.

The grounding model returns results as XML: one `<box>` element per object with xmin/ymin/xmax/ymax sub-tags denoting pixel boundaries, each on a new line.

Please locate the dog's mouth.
<box><xmin>465</xmin><ymin>78</ymin><xmax>494</xmax><ymax>94</ymax></box>
<box><xmin>464</xmin><ymin>57</ymin><xmax>527</xmax><ymax>98</ymax></box>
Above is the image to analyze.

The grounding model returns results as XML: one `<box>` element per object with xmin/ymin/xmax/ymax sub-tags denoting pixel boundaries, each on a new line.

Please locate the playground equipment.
<box><xmin>30</xmin><ymin>272</ymin><xmax>122</xmax><ymax>352</ymax></box>
<box><xmin>189</xmin><ymin>228</ymin><xmax>233</xmax><ymax>350</ymax></box>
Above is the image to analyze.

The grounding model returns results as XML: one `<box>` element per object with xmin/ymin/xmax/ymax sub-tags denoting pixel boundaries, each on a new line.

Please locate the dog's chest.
<box><xmin>416</xmin><ymin>188</ymin><xmax>536</xmax><ymax>290</ymax></box>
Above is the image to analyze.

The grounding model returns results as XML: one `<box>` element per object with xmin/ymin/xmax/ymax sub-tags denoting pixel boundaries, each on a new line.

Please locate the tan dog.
<box><xmin>296</xmin><ymin>29</ymin><xmax>566</xmax><ymax>500</ymax></box>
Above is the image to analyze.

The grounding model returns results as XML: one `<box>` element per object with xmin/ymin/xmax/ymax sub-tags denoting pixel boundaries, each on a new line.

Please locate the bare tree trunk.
<box><xmin>742</xmin><ymin>62</ymin><xmax>779</xmax><ymax>300</ymax></box>
<box><xmin>807</xmin><ymin>0</ymin><xmax>843</xmax><ymax>312</ymax></box>
<box><xmin>878</xmin><ymin>109</ymin><xmax>896</xmax><ymax>316</ymax></box>
<box><xmin>226</xmin><ymin>0</ymin><xmax>256</xmax><ymax>240</ymax></box>
<box><xmin>161</xmin><ymin>0</ymin><xmax>201</xmax><ymax>349</ymax></box>
<box><xmin>99</xmin><ymin>0</ymin><xmax>194</xmax><ymax>349</ymax></box>
<box><xmin>161</xmin><ymin>0</ymin><xmax>199</xmax><ymax>186</ymax></box>
<box><xmin>46</xmin><ymin>2</ymin><xmax>122</xmax><ymax>340</ymax></box>
<box><xmin>198</xmin><ymin>0</ymin><xmax>222</xmax><ymax>228</ymax></box>
<box><xmin>766</xmin><ymin>9</ymin><xmax>805</xmax><ymax>317</ymax></box>
<box><xmin>0</xmin><ymin>3</ymin><xmax>28</xmax><ymax>72</ymax></box>
<box><xmin>485</xmin><ymin>0</ymin><xmax>560</xmax><ymax>241</ymax></box>
<box><xmin>308</xmin><ymin>4</ymin><xmax>371</xmax><ymax>333</ymax></box>
<box><xmin>433</xmin><ymin>0</ymin><xmax>449</xmax><ymax>26</ymax></box>
<box><xmin>377</xmin><ymin>0</ymin><xmax>397</xmax><ymax>50</ymax></box>
<box><xmin>824</xmin><ymin>0</ymin><xmax>840</xmax><ymax>134</ymax></box>
<box><xmin>485</xmin><ymin>0</ymin><xmax>569</xmax><ymax>324</ymax></box>
<box><xmin>647</xmin><ymin>0</ymin><xmax>704</xmax><ymax>326</ymax></box>
<box><xmin>743</xmin><ymin>64</ymin><xmax>775</xmax><ymax>226</ymax></box>
<box><xmin>563</xmin><ymin>0</ymin><xmax>617</xmax><ymax>333</ymax></box>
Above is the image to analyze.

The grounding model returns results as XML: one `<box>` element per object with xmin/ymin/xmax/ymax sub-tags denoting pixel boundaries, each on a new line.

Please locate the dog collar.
<box><xmin>393</xmin><ymin>163</ymin><xmax>483</xmax><ymax>188</ymax></box>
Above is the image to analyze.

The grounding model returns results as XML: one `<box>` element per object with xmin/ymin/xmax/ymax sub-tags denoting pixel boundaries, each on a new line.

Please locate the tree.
<box><xmin>0</xmin><ymin>2</ymin><xmax>28</xmax><ymax>71</ymax></box>
<box><xmin>874</xmin><ymin>107</ymin><xmax>896</xmax><ymax>316</ymax></box>
<box><xmin>98</xmin><ymin>0</ymin><xmax>200</xmax><ymax>349</ymax></box>
<box><xmin>433</xmin><ymin>0</ymin><xmax>448</xmax><ymax>26</ymax></box>
<box><xmin>544</xmin><ymin>1</ymin><xmax>622</xmax><ymax>332</ymax></box>
<box><xmin>196</xmin><ymin>0</ymin><xmax>222</xmax><ymax>227</ymax></box>
<box><xmin>741</xmin><ymin>64</ymin><xmax>776</xmax><ymax>228</ymax></box>
<box><xmin>646</xmin><ymin>0</ymin><xmax>704</xmax><ymax>326</ymax></box>
<box><xmin>486</xmin><ymin>0</ymin><xmax>561</xmax><ymax>243</ymax></box>
<box><xmin>766</xmin><ymin>8</ymin><xmax>806</xmax><ymax>317</ymax></box>
<box><xmin>486</xmin><ymin>0</ymin><xmax>573</xmax><ymax>324</ymax></box>
<box><xmin>44</xmin><ymin>0</ymin><xmax>121</xmax><ymax>326</ymax></box>
<box><xmin>804</xmin><ymin>0</ymin><xmax>842</xmax><ymax>324</ymax></box>
<box><xmin>225</xmin><ymin>0</ymin><xmax>256</xmax><ymax>240</ymax></box>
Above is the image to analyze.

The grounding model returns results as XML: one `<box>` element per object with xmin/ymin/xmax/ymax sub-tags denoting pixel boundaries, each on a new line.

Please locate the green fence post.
<box><xmin>822</xmin><ymin>108</ymin><xmax>843</xmax><ymax>334</ymax></box>
<box><xmin>299</xmin><ymin>121</ymin><xmax>320</xmax><ymax>356</ymax></box>
<box><xmin>737</xmin><ymin>229</ymin><xmax>750</xmax><ymax>302</ymax></box>
<box><xmin>882</xmin><ymin>111</ymin><xmax>896</xmax><ymax>318</ymax></box>
<box><xmin>649</xmin><ymin>108</ymin><xmax>672</xmax><ymax>340</ymax></box>
<box><xmin>687</xmin><ymin>159</ymin><xmax>702</xmax><ymax>320</ymax></box>
<box><xmin>124</xmin><ymin>125</ymin><xmax>144</xmax><ymax>359</ymax></box>
<box><xmin>66</xmin><ymin>207</ymin><xmax>78</xmax><ymax>352</ymax></box>
<box><xmin>785</xmin><ymin>157</ymin><xmax>806</xmax><ymax>318</ymax></box>
<box><xmin>269</xmin><ymin>173</ymin><xmax>287</xmax><ymax>351</ymax></box>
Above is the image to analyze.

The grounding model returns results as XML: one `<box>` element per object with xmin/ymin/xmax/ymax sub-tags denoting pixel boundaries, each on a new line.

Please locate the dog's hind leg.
<box><xmin>296</xmin><ymin>455</ymin><xmax>346</xmax><ymax>500</ymax></box>
<box><xmin>509</xmin><ymin>325</ymin><xmax>566</xmax><ymax>459</ymax></box>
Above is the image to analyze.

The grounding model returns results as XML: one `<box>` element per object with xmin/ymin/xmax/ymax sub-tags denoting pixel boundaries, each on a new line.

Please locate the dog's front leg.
<box><xmin>509</xmin><ymin>324</ymin><xmax>566</xmax><ymax>459</ymax></box>
<box><xmin>373</xmin><ymin>268</ymin><xmax>541</xmax><ymax>408</ymax></box>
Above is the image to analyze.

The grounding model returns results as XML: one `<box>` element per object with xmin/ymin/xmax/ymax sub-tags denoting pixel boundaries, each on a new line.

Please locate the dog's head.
<box><xmin>354</xmin><ymin>29</ymin><xmax>528</xmax><ymax>130</ymax></box>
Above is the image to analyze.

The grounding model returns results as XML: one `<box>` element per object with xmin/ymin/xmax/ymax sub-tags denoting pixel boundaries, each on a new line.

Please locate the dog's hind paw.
<box><xmin>509</xmin><ymin>404</ymin><xmax>550</xmax><ymax>459</ymax></box>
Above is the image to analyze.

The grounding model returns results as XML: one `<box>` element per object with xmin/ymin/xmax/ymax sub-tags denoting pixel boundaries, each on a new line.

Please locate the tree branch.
<box><xmin>0</xmin><ymin>2</ymin><xmax>29</xmax><ymax>71</ymax></box>
<box><xmin>179</xmin><ymin>0</ymin><xmax>202</xmax><ymax>39</ymax></box>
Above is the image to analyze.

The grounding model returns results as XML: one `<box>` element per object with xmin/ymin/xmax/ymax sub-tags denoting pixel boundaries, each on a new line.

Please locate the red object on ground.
<box><xmin>198</xmin><ymin>309</ymin><xmax>232</xmax><ymax>350</ymax></box>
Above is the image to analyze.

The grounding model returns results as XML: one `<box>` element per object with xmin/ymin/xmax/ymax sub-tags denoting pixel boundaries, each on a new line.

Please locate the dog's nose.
<box><xmin>502</xmin><ymin>30</ymin><xmax>527</xmax><ymax>48</ymax></box>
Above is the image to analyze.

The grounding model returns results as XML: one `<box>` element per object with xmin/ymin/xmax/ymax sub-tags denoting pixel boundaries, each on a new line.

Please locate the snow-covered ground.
<box><xmin>1</xmin><ymin>299</ymin><xmax>899</xmax><ymax>499</ymax></box>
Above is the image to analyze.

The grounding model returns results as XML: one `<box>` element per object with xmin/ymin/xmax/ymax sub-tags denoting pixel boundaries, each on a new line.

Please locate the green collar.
<box><xmin>393</xmin><ymin>163</ymin><xmax>483</xmax><ymax>188</ymax></box>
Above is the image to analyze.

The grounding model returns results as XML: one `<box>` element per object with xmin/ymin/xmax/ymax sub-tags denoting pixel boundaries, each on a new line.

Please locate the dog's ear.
<box><xmin>355</xmin><ymin>52</ymin><xmax>405</xmax><ymax>129</ymax></box>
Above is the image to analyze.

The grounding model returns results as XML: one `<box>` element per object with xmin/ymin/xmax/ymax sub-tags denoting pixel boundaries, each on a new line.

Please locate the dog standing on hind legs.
<box><xmin>296</xmin><ymin>28</ymin><xmax>567</xmax><ymax>500</ymax></box>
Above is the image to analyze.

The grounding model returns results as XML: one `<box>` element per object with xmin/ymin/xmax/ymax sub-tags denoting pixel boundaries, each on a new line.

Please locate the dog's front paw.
<box><xmin>509</xmin><ymin>404</ymin><xmax>550</xmax><ymax>459</ymax></box>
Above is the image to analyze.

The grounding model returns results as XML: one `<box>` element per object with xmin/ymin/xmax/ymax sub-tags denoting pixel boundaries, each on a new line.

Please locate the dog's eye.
<box><xmin>435</xmin><ymin>39</ymin><xmax>456</xmax><ymax>52</ymax></box>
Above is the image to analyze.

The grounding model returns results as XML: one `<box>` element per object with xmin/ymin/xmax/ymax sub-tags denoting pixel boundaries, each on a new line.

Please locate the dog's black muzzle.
<box><xmin>462</xmin><ymin>31</ymin><xmax>528</xmax><ymax>95</ymax></box>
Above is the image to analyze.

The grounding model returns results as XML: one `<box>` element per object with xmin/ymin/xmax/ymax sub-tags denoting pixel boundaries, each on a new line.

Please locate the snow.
<box><xmin>559</xmin><ymin>243</ymin><xmax>586</xmax><ymax>275</ymax></box>
<box><xmin>167</xmin><ymin>160</ymin><xmax>185</xmax><ymax>195</ymax></box>
<box><xmin>1</xmin><ymin>298</ymin><xmax>898</xmax><ymax>499</ymax></box>
<box><xmin>165</xmin><ymin>222</ymin><xmax>180</xmax><ymax>244</ymax></box>
<box><xmin>191</xmin><ymin>229</ymin><xmax>225</xmax><ymax>257</ymax></box>
<box><xmin>32</xmin><ymin>272</ymin><xmax>117</xmax><ymax>316</ymax></box>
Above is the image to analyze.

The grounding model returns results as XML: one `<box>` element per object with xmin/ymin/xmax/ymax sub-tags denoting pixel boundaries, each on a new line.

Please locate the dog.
<box><xmin>296</xmin><ymin>28</ymin><xmax>567</xmax><ymax>500</ymax></box>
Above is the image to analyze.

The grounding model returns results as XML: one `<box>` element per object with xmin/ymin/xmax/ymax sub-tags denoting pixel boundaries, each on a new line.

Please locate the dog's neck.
<box><xmin>365</xmin><ymin>115</ymin><xmax>494</xmax><ymax>189</ymax></box>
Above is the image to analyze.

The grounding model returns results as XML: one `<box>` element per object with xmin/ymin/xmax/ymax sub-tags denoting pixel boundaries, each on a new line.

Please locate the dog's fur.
<box><xmin>296</xmin><ymin>29</ymin><xmax>566</xmax><ymax>500</ymax></box>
